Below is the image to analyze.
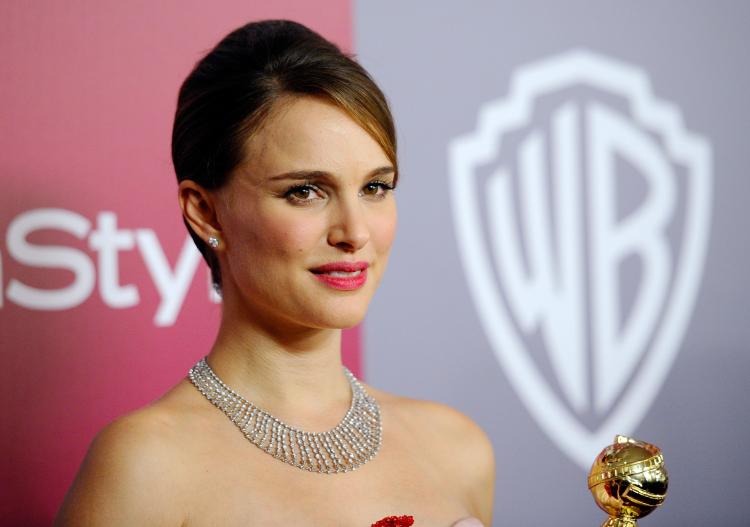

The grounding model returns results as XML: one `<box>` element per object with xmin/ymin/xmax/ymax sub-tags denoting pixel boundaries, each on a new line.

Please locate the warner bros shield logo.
<box><xmin>448</xmin><ymin>49</ymin><xmax>712</xmax><ymax>468</ymax></box>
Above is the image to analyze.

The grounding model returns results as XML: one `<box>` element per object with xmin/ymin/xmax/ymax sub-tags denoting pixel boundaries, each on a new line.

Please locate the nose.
<box><xmin>327</xmin><ymin>196</ymin><xmax>370</xmax><ymax>251</ymax></box>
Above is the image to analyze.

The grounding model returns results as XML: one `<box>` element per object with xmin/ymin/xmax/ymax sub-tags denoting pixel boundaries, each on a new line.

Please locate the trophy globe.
<box><xmin>587</xmin><ymin>435</ymin><xmax>668</xmax><ymax>527</ymax></box>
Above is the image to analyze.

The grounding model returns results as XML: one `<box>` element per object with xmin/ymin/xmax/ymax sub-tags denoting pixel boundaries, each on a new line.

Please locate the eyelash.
<box><xmin>284</xmin><ymin>180</ymin><xmax>395</xmax><ymax>204</ymax></box>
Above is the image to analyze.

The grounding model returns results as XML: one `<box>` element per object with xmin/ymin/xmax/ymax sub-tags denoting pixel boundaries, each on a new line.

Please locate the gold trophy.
<box><xmin>587</xmin><ymin>435</ymin><xmax>668</xmax><ymax>527</ymax></box>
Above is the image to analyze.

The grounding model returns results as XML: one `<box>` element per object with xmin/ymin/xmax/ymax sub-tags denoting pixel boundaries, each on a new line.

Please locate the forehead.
<box><xmin>239</xmin><ymin>96</ymin><xmax>390</xmax><ymax>180</ymax></box>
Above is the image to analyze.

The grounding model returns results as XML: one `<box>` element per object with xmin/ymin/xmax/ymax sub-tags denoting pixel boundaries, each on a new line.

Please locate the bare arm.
<box><xmin>54</xmin><ymin>412</ymin><xmax>187</xmax><ymax>527</ymax></box>
<box><xmin>408</xmin><ymin>400</ymin><xmax>496</xmax><ymax>527</ymax></box>
<box><xmin>452</xmin><ymin>410</ymin><xmax>495</xmax><ymax>526</ymax></box>
<box><xmin>466</xmin><ymin>424</ymin><xmax>495</xmax><ymax>527</ymax></box>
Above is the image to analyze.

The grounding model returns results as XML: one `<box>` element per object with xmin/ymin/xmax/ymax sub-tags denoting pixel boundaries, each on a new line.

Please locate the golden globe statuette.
<box><xmin>587</xmin><ymin>435</ymin><xmax>668</xmax><ymax>527</ymax></box>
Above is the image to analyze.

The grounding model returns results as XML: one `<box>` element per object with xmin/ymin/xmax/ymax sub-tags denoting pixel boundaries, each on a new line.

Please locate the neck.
<box><xmin>204</xmin><ymin>295</ymin><xmax>352</xmax><ymax>431</ymax></box>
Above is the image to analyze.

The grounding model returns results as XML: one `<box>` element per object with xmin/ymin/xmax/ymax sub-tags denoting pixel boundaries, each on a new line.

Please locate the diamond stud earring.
<box><xmin>208</xmin><ymin>236</ymin><xmax>220</xmax><ymax>249</ymax></box>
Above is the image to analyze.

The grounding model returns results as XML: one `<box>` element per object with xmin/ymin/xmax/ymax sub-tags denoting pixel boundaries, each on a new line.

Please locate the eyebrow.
<box><xmin>268</xmin><ymin>166</ymin><xmax>395</xmax><ymax>182</ymax></box>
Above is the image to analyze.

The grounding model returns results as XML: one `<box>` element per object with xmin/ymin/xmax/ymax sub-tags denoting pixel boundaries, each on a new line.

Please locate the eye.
<box><xmin>360</xmin><ymin>180</ymin><xmax>395</xmax><ymax>199</ymax></box>
<box><xmin>284</xmin><ymin>184</ymin><xmax>324</xmax><ymax>204</ymax></box>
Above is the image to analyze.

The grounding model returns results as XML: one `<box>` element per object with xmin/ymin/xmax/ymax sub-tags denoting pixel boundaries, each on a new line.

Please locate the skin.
<box><xmin>54</xmin><ymin>95</ymin><xmax>495</xmax><ymax>527</ymax></box>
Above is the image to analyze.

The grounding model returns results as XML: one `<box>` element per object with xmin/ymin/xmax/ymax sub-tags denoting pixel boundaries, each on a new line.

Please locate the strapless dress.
<box><xmin>371</xmin><ymin>515</ymin><xmax>484</xmax><ymax>527</ymax></box>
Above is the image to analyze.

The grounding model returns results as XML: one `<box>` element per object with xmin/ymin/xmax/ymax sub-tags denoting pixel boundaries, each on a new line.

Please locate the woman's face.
<box><xmin>214</xmin><ymin>95</ymin><xmax>397</xmax><ymax>330</ymax></box>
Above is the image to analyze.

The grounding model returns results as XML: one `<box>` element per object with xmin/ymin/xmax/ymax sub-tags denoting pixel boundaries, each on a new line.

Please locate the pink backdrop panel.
<box><xmin>0</xmin><ymin>2</ymin><xmax>354</xmax><ymax>524</ymax></box>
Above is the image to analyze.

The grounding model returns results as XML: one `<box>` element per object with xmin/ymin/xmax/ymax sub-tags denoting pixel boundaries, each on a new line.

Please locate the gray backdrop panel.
<box><xmin>357</xmin><ymin>2</ymin><xmax>750</xmax><ymax>525</ymax></box>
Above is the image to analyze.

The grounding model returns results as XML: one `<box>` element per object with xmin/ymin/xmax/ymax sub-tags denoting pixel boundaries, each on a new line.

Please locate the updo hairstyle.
<box><xmin>171</xmin><ymin>19</ymin><xmax>397</xmax><ymax>292</ymax></box>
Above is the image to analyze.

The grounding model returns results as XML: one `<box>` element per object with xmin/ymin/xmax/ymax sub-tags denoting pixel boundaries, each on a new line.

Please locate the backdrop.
<box><xmin>0</xmin><ymin>2</ymin><xmax>355</xmax><ymax>525</ymax></box>
<box><xmin>2</xmin><ymin>2</ymin><xmax>749</xmax><ymax>526</ymax></box>
<box><xmin>359</xmin><ymin>2</ymin><xmax>750</xmax><ymax>526</ymax></box>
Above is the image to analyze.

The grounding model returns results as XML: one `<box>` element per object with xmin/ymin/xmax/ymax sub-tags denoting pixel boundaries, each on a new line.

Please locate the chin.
<box><xmin>333</xmin><ymin>314</ymin><xmax>367</xmax><ymax>329</ymax></box>
<box><xmin>318</xmin><ymin>311</ymin><xmax>368</xmax><ymax>330</ymax></box>
<box><xmin>309</xmin><ymin>299</ymin><xmax>370</xmax><ymax>329</ymax></box>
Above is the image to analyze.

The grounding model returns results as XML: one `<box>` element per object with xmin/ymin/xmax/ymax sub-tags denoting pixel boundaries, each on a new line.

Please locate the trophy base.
<box><xmin>601</xmin><ymin>518</ymin><xmax>638</xmax><ymax>527</ymax></box>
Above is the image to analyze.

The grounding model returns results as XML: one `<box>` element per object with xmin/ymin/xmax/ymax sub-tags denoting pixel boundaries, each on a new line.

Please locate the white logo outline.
<box><xmin>448</xmin><ymin>49</ymin><xmax>712</xmax><ymax>468</ymax></box>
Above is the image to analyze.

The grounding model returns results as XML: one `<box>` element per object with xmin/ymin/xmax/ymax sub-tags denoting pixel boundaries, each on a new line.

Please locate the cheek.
<box><xmin>251</xmin><ymin>211</ymin><xmax>323</xmax><ymax>260</ymax></box>
<box><xmin>371</xmin><ymin>205</ymin><xmax>397</xmax><ymax>254</ymax></box>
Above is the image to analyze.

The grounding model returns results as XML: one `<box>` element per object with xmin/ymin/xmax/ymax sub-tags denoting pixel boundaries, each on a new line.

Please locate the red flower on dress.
<box><xmin>371</xmin><ymin>515</ymin><xmax>415</xmax><ymax>527</ymax></box>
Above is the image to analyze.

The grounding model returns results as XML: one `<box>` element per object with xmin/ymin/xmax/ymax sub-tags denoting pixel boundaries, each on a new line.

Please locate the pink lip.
<box><xmin>310</xmin><ymin>261</ymin><xmax>369</xmax><ymax>290</ymax></box>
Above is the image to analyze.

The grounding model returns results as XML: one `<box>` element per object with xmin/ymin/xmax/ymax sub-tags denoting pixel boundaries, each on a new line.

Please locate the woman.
<box><xmin>55</xmin><ymin>20</ymin><xmax>494</xmax><ymax>526</ymax></box>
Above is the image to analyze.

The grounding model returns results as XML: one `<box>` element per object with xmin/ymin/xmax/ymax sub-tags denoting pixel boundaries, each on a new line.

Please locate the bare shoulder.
<box><xmin>371</xmin><ymin>387</ymin><xmax>494</xmax><ymax>463</ymax></box>
<box><xmin>369</xmin><ymin>387</ymin><xmax>496</xmax><ymax>524</ymax></box>
<box><xmin>404</xmin><ymin>397</ymin><xmax>489</xmax><ymax>443</ymax></box>
<box><xmin>54</xmin><ymin>382</ymin><xmax>199</xmax><ymax>527</ymax></box>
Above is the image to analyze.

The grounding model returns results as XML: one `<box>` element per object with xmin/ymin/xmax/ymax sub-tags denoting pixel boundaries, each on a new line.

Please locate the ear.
<box><xmin>178</xmin><ymin>180</ymin><xmax>222</xmax><ymax>245</ymax></box>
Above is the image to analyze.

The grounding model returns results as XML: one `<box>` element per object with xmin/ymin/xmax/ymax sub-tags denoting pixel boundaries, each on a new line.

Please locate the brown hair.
<box><xmin>171</xmin><ymin>19</ymin><xmax>397</xmax><ymax>291</ymax></box>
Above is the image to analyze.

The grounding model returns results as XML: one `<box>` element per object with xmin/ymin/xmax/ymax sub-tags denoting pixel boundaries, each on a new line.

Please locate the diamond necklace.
<box><xmin>188</xmin><ymin>357</ymin><xmax>382</xmax><ymax>474</ymax></box>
